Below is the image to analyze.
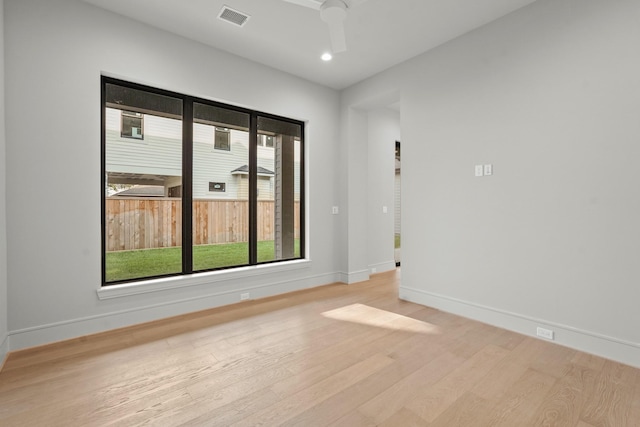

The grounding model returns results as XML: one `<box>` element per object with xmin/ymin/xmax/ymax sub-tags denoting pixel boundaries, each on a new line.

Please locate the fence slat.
<box><xmin>105</xmin><ymin>198</ymin><xmax>299</xmax><ymax>252</ymax></box>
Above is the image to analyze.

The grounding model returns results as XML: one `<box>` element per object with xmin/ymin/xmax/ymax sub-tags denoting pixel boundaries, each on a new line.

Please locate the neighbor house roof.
<box><xmin>231</xmin><ymin>165</ymin><xmax>274</xmax><ymax>176</ymax></box>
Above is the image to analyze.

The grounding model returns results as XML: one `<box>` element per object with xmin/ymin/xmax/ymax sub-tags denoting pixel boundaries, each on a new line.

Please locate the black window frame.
<box><xmin>101</xmin><ymin>76</ymin><xmax>305</xmax><ymax>286</ymax></box>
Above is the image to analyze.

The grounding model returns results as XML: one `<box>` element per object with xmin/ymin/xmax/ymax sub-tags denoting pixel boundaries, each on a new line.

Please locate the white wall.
<box><xmin>343</xmin><ymin>0</ymin><xmax>640</xmax><ymax>367</ymax></box>
<box><xmin>342</xmin><ymin>107</ymin><xmax>369</xmax><ymax>282</ymax></box>
<box><xmin>4</xmin><ymin>0</ymin><xmax>341</xmax><ymax>349</ymax></box>
<box><xmin>0</xmin><ymin>0</ymin><xmax>9</xmax><ymax>364</ymax></box>
<box><xmin>367</xmin><ymin>108</ymin><xmax>400</xmax><ymax>274</ymax></box>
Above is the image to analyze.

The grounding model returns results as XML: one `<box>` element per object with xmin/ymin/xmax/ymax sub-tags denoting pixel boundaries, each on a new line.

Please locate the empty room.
<box><xmin>0</xmin><ymin>0</ymin><xmax>639</xmax><ymax>425</ymax></box>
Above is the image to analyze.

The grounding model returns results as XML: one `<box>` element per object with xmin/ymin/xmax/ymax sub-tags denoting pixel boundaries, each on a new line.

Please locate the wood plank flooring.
<box><xmin>1</xmin><ymin>269</ymin><xmax>638</xmax><ymax>426</ymax></box>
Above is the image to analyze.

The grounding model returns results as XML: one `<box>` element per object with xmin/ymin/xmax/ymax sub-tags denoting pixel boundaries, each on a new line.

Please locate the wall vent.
<box><xmin>218</xmin><ymin>5</ymin><xmax>250</xmax><ymax>27</ymax></box>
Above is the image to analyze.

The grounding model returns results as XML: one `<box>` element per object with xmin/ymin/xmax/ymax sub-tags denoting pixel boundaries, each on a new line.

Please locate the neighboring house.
<box><xmin>105</xmin><ymin>107</ymin><xmax>301</xmax><ymax>201</ymax></box>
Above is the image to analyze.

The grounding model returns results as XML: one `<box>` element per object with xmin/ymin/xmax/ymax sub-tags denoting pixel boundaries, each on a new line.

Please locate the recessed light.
<box><xmin>321</xmin><ymin>53</ymin><xmax>332</xmax><ymax>61</ymax></box>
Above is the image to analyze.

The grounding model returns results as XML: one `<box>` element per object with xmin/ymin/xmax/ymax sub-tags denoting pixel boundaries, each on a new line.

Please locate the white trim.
<box><xmin>369</xmin><ymin>260</ymin><xmax>397</xmax><ymax>275</ymax></box>
<box><xmin>10</xmin><ymin>271</ymin><xmax>340</xmax><ymax>351</ymax></box>
<box><xmin>399</xmin><ymin>286</ymin><xmax>640</xmax><ymax>369</ymax></box>
<box><xmin>98</xmin><ymin>259</ymin><xmax>311</xmax><ymax>300</ymax></box>
<box><xmin>338</xmin><ymin>269</ymin><xmax>370</xmax><ymax>284</ymax></box>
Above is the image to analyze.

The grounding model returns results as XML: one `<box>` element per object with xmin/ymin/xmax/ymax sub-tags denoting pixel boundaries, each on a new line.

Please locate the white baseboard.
<box><xmin>399</xmin><ymin>286</ymin><xmax>640</xmax><ymax>369</ymax></box>
<box><xmin>369</xmin><ymin>260</ymin><xmax>397</xmax><ymax>275</ymax></box>
<box><xmin>9</xmin><ymin>272</ymin><xmax>340</xmax><ymax>352</ymax></box>
<box><xmin>338</xmin><ymin>269</ymin><xmax>370</xmax><ymax>284</ymax></box>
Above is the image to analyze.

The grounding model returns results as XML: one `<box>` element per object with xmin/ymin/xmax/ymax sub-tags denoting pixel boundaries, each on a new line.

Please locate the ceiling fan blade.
<box><xmin>282</xmin><ymin>0</ymin><xmax>322</xmax><ymax>10</ymax></box>
<box><xmin>327</xmin><ymin>20</ymin><xmax>347</xmax><ymax>53</ymax></box>
<box><xmin>320</xmin><ymin>0</ymin><xmax>348</xmax><ymax>53</ymax></box>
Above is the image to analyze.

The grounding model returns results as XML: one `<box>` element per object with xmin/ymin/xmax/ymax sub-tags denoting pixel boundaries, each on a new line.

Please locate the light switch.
<box><xmin>382</xmin><ymin>206</ymin><xmax>388</xmax><ymax>214</ymax></box>
<box><xmin>484</xmin><ymin>164</ymin><xmax>493</xmax><ymax>176</ymax></box>
<box><xmin>332</xmin><ymin>206</ymin><xmax>339</xmax><ymax>215</ymax></box>
<box><xmin>475</xmin><ymin>165</ymin><xmax>484</xmax><ymax>177</ymax></box>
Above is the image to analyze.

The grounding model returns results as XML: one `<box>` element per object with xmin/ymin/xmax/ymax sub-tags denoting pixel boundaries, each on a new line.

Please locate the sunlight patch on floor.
<box><xmin>321</xmin><ymin>304</ymin><xmax>440</xmax><ymax>334</ymax></box>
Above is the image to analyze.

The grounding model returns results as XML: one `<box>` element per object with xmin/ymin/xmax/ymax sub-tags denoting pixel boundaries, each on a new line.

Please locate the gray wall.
<box><xmin>0</xmin><ymin>0</ymin><xmax>8</xmax><ymax>364</ymax></box>
<box><xmin>343</xmin><ymin>0</ymin><xmax>640</xmax><ymax>367</ymax></box>
<box><xmin>4</xmin><ymin>0</ymin><xmax>341</xmax><ymax>349</ymax></box>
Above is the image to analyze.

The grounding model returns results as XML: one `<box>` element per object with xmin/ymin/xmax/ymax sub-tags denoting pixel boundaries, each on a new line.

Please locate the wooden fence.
<box><xmin>105</xmin><ymin>198</ymin><xmax>300</xmax><ymax>252</ymax></box>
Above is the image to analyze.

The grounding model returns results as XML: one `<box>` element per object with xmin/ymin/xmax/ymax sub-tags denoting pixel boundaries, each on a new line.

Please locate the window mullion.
<box><xmin>249</xmin><ymin>113</ymin><xmax>258</xmax><ymax>265</ymax></box>
<box><xmin>100</xmin><ymin>80</ymin><xmax>107</xmax><ymax>285</ymax></box>
<box><xmin>182</xmin><ymin>97</ymin><xmax>194</xmax><ymax>274</ymax></box>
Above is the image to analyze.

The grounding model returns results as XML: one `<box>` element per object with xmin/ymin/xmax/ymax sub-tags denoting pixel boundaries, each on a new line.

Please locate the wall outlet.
<box><xmin>240</xmin><ymin>292</ymin><xmax>250</xmax><ymax>301</ymax></box>
<box><xmin>371</xmin><ymin>267</ymin><xmax>377</xmax><ymax>274</ymax></box>
<box><xmin>536</xmin><ymin>327</ymin><xmax>554</xmax><ymax>340</ymax></box>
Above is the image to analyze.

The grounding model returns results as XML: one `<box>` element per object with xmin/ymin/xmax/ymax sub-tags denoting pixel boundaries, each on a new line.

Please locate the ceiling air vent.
<box><xmin>218</xmin><ymin>5</ymin><xmax>250</xmax><ymax>27</ymax></box>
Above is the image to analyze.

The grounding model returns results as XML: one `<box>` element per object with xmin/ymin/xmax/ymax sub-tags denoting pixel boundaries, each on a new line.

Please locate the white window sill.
<box><xmin>97</xmin><ymin>259</ymin><xmax>311</xmax><ymax>300</ymax></box>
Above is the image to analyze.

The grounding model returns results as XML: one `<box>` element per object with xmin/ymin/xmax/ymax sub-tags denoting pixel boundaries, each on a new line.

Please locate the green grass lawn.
<box><xmin>106</xmin><ymin>240</ymin><xmax>300</xmax><ymax>283</ymax></box>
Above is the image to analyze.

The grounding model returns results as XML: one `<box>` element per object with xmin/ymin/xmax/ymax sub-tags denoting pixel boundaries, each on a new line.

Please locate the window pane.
<box><xmin>104</xmin><ymin>84</ymin><xmax>183</xmax><ymax>282</ymax></box>
<box><xmin>192</xmin><ymin>103</ymin><xmax>250</xmax><ymax>271</ymax></box>
<box><xmin>257</xmin><ymin>116</ymin><xmax>302</xmax><ymax>262</ymax></box>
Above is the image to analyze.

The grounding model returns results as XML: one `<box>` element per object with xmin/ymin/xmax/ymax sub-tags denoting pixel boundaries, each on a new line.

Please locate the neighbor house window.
<box><xmin>102</xmin><ymin>77</ymin><xmax>305</xmax><ymax>285</ymax></box>
<box><xmin>121</xmin><ymin>111</ymin><xmax>144</xmax><ymax>139</ymax></box>
<box><xmin>168</xmin><ymin>186</ymin><xmax>181</xmax><ymax>198</ymax></box>
<box><xmin>258</xmin><ymin>134</ymin><xmax>274</xmax><ymax>148</ymax></box>
<box><xmin>209</xmin><ymin>182</ymin><xmax>226</xmax><ymax>192</ymax></box>
<box><xmin>214</xmin><ymin>127</ymin><xmax>230</xmax><ymax>151</ymax></box>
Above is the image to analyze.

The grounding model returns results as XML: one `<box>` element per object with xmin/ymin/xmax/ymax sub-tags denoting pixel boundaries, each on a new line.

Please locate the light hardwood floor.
<box><xmin>1</xmin><ymin>270</ymin><xmax>638</xmax><ymax>426</ymax></box>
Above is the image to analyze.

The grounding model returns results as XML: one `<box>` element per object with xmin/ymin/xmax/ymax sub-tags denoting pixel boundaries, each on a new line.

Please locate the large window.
<box><xmin>102</xmin><ymin>77</ymin><xmax>305</xmax><ymax>285</ymax></box>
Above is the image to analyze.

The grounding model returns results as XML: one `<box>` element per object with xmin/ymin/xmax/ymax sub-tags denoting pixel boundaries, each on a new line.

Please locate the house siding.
<box><xmin>105</xmin><ymin>108</ymin><xmax>182</xmax><ymax>178</ymax></box>
<box><xmin>106</xmin><ymin>107</ymin><xmax>302</xmax><ymax>201</ymax></box>
<box><xmin>193</xmin><ymin>122</ymin><xmax>250</xmax><ymax>200</ymax></box>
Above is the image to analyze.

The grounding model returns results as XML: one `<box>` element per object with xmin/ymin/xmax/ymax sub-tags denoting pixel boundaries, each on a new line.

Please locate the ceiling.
<box><xmin>82</xmin><ymin>0</ymin><xmax>539</xmax><ymax>90</ymax></box>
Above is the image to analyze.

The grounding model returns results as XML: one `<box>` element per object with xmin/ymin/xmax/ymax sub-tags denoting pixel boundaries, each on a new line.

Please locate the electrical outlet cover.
<box><xmin>536</xmin><ymin>327</ymin><xmax>554</xmax><ymax>340</ymax></box>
